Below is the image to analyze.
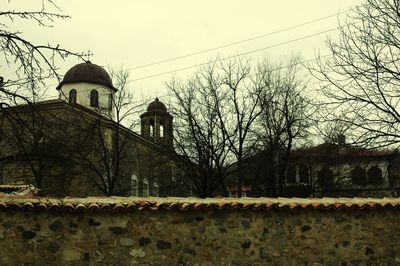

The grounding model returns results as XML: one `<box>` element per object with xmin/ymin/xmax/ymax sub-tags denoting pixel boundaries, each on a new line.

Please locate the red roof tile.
<box><xmin>0</xmin><ymin>196</ymin><xmax>398</xmax><ymax>211</ymax></box>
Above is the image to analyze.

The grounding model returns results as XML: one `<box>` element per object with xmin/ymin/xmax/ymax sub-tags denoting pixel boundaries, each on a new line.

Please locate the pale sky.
<box><xmin>3</xmin><ymin>0</ymin><xmax>363</xmax><ymax>101</ymax></box>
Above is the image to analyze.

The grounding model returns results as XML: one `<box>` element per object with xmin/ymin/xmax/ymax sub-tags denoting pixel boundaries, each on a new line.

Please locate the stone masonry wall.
<box><xmin>0</xmin><ymin>205</ymin><xmax>399</xmax><ymax>265</ymax></box>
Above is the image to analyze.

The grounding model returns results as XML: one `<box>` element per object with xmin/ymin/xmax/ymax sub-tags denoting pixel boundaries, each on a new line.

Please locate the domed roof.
<box><xmin>56</xmin><ymin>61</ymin><xmax>116</xmax><ymax>91</ymax></box>
<box><xmin>140</xmin><ymin>98</ymin><xmax>171</xmax><ymax>118</ymax></box>
<box><xmin>147</xmin><ymin>98</ymin><xmax>167</xmax><ymax>112</ymax></box>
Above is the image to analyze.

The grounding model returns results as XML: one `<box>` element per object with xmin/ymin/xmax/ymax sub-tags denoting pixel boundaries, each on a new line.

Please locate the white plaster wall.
<box><xmin>59</xmin><ymin>82</ymin><xmax>115</xmax><ymax>118</ymax></box>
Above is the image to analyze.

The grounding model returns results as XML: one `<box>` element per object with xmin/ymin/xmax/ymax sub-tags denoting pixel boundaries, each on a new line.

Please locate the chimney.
<box><xmin>337</xmin><ymin>134</ymin><xmax>346</xmax><ymax>145</ymax></box>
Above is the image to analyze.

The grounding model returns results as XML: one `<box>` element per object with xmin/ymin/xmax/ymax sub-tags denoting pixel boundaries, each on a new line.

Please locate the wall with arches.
<box><xmin>59</xmin><ymin>82</ymin><xmax>114</xmax><ymax>118</ymax></box>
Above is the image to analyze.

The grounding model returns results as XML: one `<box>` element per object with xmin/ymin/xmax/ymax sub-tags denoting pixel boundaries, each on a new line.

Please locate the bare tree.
<box><xmin>167</xmin><ymin>68</ymin><xmax>230</xmax><ymax>198</ymax></box>
<box><xmin>211</xmin><ymin>58</ymin><xmax>272</xmax><ymax>197</ymax></box>
<box><xmin>0</xmin><ymin>68</ymin><xmax>147</xmax><ymax>196</ymax></box>
<box><xmin>0</xmin><ymin>1</ymin><xmax>85</xmax><ymax>105</ymax></box>
<box><xmin>0</xmin><ymin>1</ymin><xmax>85</xmax><ymax>192</ymax></box>
<box><xmin>255</xmin><ymin>57</ymin><xmax>313</xmax><ymax>196</ymax></box>
<box><xmin>74</xmin><ymin>68</ymin><xmax>147</xmax><ymax>196</ymax></box>
<box><xmin>309</xmin><ymin>0</ymin><xmax>400</xmax><ymax>148</ymax></box>
<box><xmin>170</xmin><ymin>58</ymin><xmax>264</xmax><ymax>197</ymax></box>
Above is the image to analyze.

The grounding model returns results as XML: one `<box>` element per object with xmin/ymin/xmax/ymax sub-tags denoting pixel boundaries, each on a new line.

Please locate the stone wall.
<box><xmin>0</xmin><ymin>199</ymin><xmax>399</xmax><ymax>265</ymax></box>
<box><xmin>0</xmin><ymin>101</ymin><xmax>185</xmax><ymax>198</ymax></box>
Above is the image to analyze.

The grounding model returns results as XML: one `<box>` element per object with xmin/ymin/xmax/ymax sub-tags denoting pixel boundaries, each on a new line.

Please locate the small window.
<box><xmin>160</xmin><ymin>125</ymin><xmax>164</xmax><ymax>138</ymax></box>
<box><xmin>131</xmin><ymin>175</ymin><xmax>138</xmax><ymax>196</ymax></box>
<box><xmin>286</xmin><ymin>166</ymin><xmax>296</xmax><ymax>184</ymax></box>
<box><xmin>90</xmin><ymin>90</ymin><xmax>99</xmax><ymax>107</ymax></box>
<box><xmin>160</xmin><ymin>120</ymin><xmax>165</xmax><ymax>138</ymax></box>
<box><xmin>299</xmin><ymin>165</ymin><xmax>309</xmax><ymax>183</ymax></box>
<box><xmin>351</xmin><ymin>166</ymin><xmax>366</xmax><ymax>185</ymax></box>
<box><xmin>317</xmin><ymin>168</ymin><xmax>334</xmax><ymax>190</ymax></box>
<box><xmin>69</xmin><ymin>89</ymin><xmax>77</xmax><ymax>104</ymax></box>
<box><xmin>367</xmin><ymin>166</ymin><xmax>383</xmax><ymax>185</ymax></box>
<box><xmin>151</xmin><ymin>180</ymin><xmax>159</xmax><ymax>196</ymax></box>
<box><xmin>142</xmin><ymin>180</ymin><xmax>149</xmax><ymax>197</ymax></box>
<box><xmin>149</xmin><ymin>119</ymin><xmax>154</xmax><ymax>139</ymax></box>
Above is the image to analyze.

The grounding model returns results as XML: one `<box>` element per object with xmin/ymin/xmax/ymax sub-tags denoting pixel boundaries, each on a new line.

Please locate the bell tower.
<box><xmin>140</xmin><ymin>98</ymin><xmax>173</xmax><ymax>148</ymax></box>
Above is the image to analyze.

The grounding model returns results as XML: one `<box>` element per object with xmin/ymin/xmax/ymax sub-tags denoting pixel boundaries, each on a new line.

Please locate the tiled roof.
<box><xmin>0</xmin><ymin>196</ymin><xmax>399</xmax><ymax>211</ymax></box>
<box><xmin>291</xmin><ymin>143</ymin><xmax>394</xmax><ymax>158</ymax></box>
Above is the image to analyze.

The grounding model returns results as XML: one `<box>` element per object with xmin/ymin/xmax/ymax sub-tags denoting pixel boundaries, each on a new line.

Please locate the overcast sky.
<box><xmin>3</xmin><ymin>0</ymin><xmax>363</xmax><ymax>101</ymax></box>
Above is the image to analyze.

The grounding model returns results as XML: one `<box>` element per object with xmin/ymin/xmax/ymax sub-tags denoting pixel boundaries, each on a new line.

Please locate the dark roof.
<box><xmin>0</xmin><ymin>196</ymin><xmax>399</xmax><ymax>211</ymax></box>
<box><xmin>140</xmin><ymin>98</ymin><xmax>171</xmax><ymax>118</ymax></box>
<box><xmin>291</xmin><ymin>143</ymin><xmax>394</xmax><ymax>159</ymax></box>
<box><xmin>56</xmin><ymin>61</ymin><xmax>116</xmax><ymax>91</ymax></box>
<box><xmin>147</xmin><ymin>98</ymin><xmax>167</xmax><ymax>112</ymax></box>
<box><xmin>1</xmin><ymin>99</ymin><xmax>172</xmax><ymax>155</ymax></box>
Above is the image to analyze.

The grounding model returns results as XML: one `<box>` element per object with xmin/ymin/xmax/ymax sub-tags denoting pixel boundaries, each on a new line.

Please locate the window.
<box><xmin>317</xmin><ymin>168</ymin><xmax>334</xmax><ymax>190</ymax></box>
<box><xmin>160</xmin><ymin>120</ymin><xmax>165</xmax><ymax>138</ymax></box>
<box><xmin>286</xmin><ymin>166</ymin><xmax>296</xmax><ymax>184</ymax></box>
<box><xmin>367</xmin><ymin>166</ymin><xmax>383</xmax><ymax>185</ymax></box>
<box><xmin>149</xmin><ymin>119</ymin><xmax>154</xmax><ymax>139</ymax></box>
<box><xmin>69</xmin><ymin>89</ymin><xmax>77</xmax><ymax>104</ymax></box>
<box><xmin>131</xmin><ymin>175</ymin><xmax>138</xmax><ymax>196</ymax></box>
<box><xmin>351</xmin><ymin>166</ymin><xmax>366</xmax><ymax>185</ymax></box>
<box><xmin>299</xmin><ymin>165</ymin><xmax>309</xmax><ymax>183</ymax></box>
<box><xmin>160</xmin><ymin>125</ymin><xmax>164</xmax><ymax>138</ymax></box>
<box><xmin>90</xmin><ymin>90</ymin><xmax>99</xmax><ymax>107</ymax></box>
<box><xmin>142</xmin><ymin>179</ymin><xmax>149</xmax><ymax>197</ymax></box>
<box><xmin>151</xmin><ymin>180</ymin><xmax>159</xmax><ymax>196</ymax></box>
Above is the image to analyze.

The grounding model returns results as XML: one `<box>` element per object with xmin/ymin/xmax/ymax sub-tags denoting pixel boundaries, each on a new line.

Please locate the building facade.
<box><xmin>0</xmin><ymin>61</ymin><xmax>188</xmax><ymax>197</ymax></box>
<box><xmin>235</xmin><ymin>142</ymin><xmax>399</xmax><ymax>198</ymax></box>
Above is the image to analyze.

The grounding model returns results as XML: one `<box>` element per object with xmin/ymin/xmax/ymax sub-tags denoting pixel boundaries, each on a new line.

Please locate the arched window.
<box><xmin>367</xmin><ymin>166</ymin><xmax>383</xmax><ymax>185</ymax></box>
<box><xmin>317</xmin><ymin>168</ymin><xmax>334</xmax><ymax>190</ymax></box>
<box><xmin>286</xmin><ymin>166</ymin><xmax>296</xmax><ymax>184</ymax></box>
<box><xmin>150</xmin><ymin>180</ymin><xmax>159</xmax><ymax>196</ymax></box>
<box><xmin>160</xmin><ymin>120</ymin><xmax>165</xmax><ymax>138</ymax></box>
<box><xmin>351</xmin><ymin>166</ymin><xmax>366</xmax><ymax>185</ymax></box>
<box><xmin>141</xmin><ymin>179</ymin><xmax>149</xmax><ymax>197</ymax></box>
<box><xmin>131</xmin><ymin>175</ymin><xmax>138</xmax><ymax>196</ymax></box>
<box><xmin>69</xmin><ymin>89</ymin><xmax>77</xmax><ymax>104</ymax></box>
<box><xmin>299</xmin><ymin>165</ymin><xmax>309</xmax><ymax>183</ymax></box>
<box><xmin>90</xmin><ymin>90</ymin><xmax>99</xmax><ymax>107</ymax></box>
<box><xmin>149</xmin><ymin>119</ymin><xmax>154</xmax><ymax>139</ymax></box>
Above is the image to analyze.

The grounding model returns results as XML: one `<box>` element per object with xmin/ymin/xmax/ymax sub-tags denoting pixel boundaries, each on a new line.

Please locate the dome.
<box><xmin>140</xmin><ymin>98</ymin><xmax>171</xmax><ymax>118</ymax></box>
<box><xmin>56</xmin><ymin>61</ymin><xmax>116</xmax><ymax>91</ymax></box>
<box><xmin>147</xmin><ymin>98</ymin><xmax>167</xmax><ymax>112</ymax></box>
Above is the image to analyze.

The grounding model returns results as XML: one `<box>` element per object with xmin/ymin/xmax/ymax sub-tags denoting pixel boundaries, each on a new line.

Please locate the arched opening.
<box><xmin>131</xmin><ymin>175</ymin><xmax>138</xmax><ymax>196</ymax></box>
<box><xmin>367</xmin><ymin>166</ymin><xmax>383</xmax><ymax>185</ymax></box>
<box><xmin>286</xmin><ymin>166</ymin><xmax>296</xmax><ymax>184</ymax></box>
<box><xmin>299</xmin><ymin>165</ymin><xmax>309</xmax><ymax>183</ymax></box>
<box><xmin>317</xmin><ymin>168</ymin><xmax>334</xmax><ymax>190</ymax></box>
<box><xmin>160</xmin><ymin>120</ymin><xmax>165</xmax><ymax>138</ymax></box>
<box><xmin>351</xmin><ymin>166</ymin><xmax>366</xmax><ymax>185</ymax></box>
<box><xmin>149</xmin><ymin>119</ymin><xmax>154</xmax><ymax>139</ymax></box>
<box><xmin>69</xmin><ymin>89</ymin><xmax>77</xmax><ymax>104</ymax></box>
<box><xmin>151</xmin><ymin>180</ymin><xmax>159</xmax><ymax>196</ymax></box>
<box><xmin>90</xmin><ymin>90</ymin><xmax>99</xmax><ymax>107</ymax></box>
<box><xmin>141</xmin><ymin>179</ymin><xmax>149</xmax><ymax>197</ymax></box>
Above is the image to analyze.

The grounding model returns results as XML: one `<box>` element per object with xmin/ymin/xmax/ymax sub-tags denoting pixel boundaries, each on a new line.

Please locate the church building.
<box><xmin>0</xmin><ymin>61</ymin><xmax>187</xmax><ymax>197</ymax></box>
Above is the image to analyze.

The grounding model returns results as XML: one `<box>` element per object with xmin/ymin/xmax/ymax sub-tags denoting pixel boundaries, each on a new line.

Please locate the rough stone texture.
<box><xmin>0</xmin><ymin>208</ymin><xmax>399</xmax><ymax>265</ymax></box>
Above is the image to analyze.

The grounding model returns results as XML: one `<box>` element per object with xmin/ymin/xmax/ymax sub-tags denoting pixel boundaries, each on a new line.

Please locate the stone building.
<box><xmin>0</xmin><ymin>61</ymin><xmax>188</xmax><ymax>197</ymax></box>
<box><xmin>285</xmin><ymin>142</ymin><xmax>397</xmax><ymax>197</ymax></box>
<box><xmin>234</xmin><ymin>140</ymin><xmax>399</xmax><ymax>198</ymax></box>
